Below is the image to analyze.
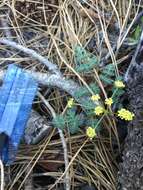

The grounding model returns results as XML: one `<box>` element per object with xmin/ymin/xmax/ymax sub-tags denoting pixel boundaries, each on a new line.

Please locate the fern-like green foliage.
<box><xmin>75</xmin><ymin>83</ymin><xmax>100</xmax><ymax>99</ymax></box>
<box><xmin>74</xmin><ymin>45</ymin><xmax>125</xmax><ymax>112</ymax></box>
<box><xmin>112</xmin><ymin>88</ymin><xmax>125</xmax><ymax>108</ymax></box>
<box><xmin>65</xmin><ymin>109</ymin><xmax>82</xmax><ymax>134</ymax></box>
<box><xmin>88</xmin><ymin>119</ymin><xmax>102</xmax><ymax>133</ymax></box>
<box><xmin>102</xmin><ymin>64</ymin><xmax>115</xmax><ymax>76</ymax></box>
<box><xmin>129</xmin><ymin>17</ymin><xmax>143</xmax><ymax>43</ymax></box>
<box><xmin>134</xmin><ymin>25</ymin><xmax>142</xmax><ymax>41</ymax></box>
<box><xmin>74</xmin><ymin>45</ymin><xmax>116</xmax><ymax>85</ymax></box>
<box><xmin>99</xmin><ymin>74</ymin><xmax>114</xmax><ymax>85</ymax></box>
<box><xmin>100</xmin><ymin>64</ymin><xmax>115</xmax><ymax>85</ymax></box>
<box><xmin>53</xmin><ymin>115</ymin><xmax>66</xmax><ymax>130</ymax></box>
<box><xmin>52</xmin><ymin>109</ymin><xmax>82</xmax><ymax>134</ymax></box>
<box><xmin>74</xmin><ymin>45</ymin><xmax>98</xmax><ymax>73</ymax></box>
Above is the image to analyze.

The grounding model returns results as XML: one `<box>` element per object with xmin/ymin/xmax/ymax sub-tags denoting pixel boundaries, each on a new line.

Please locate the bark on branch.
<box><xmin>0</xmin><ymin>39</ymin><xmax>86</xmax><ymax>145</ymax></box>
<box><xmin>118</xmin><ymin>29</ymin><xmax>143</xmax><ymax>190</ymax></box>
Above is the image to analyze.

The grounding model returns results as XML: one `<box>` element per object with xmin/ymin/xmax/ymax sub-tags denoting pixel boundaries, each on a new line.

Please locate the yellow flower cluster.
<box><xmin>114</xmin><ymin>80</ymin><xmax>125</xmax><ymax>88</ymax></box>
<box><xmin>86</xmin><ymin>127</ymin><xmax>96</xmax><ymax>139</ymax></box>
<box><xmin>91</xmin><ymin>94</ymin><xmax>100</xmax><ymax>101</ymax></box>
<box><xmin>105</xmin><ymin>98</ymin><xmax>113</xmax><ymax>106</ymax></box>
<box><xmin>94</xmin><ymin>106</ymin><xmax>104</xmax><ymax>115</ymax></box>
<box><xmin>117</xmin><ymin>108</ymin><xmax>134</xmax><ymax>121</ymax></box>
<box><xmin>67</xmin><ymin>98</ymin><xmax>74</xmax><ymax>108</ymax></box>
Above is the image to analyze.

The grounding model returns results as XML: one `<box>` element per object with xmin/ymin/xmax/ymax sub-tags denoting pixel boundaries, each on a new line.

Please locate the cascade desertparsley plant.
<box><xmin>54</xmin><ymin>45</ymin><xmax>135</xmax><ymax>139</ymax></box>
<box><xmin>72</xmin><ymin>46</ymin><xmax>134</xmax><ymax>138</ymax></box>
<box><xmin>66</xmin><ymin>80</ymin><xmax>134</xmax><ymax>139</ymax></box>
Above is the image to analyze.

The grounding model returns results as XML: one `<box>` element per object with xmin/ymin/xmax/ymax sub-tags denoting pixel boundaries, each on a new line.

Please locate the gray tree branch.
<box><xmin>0</xmin><ymin>38</ymin><xmax>88</xmax><ymax>146</ymax></box>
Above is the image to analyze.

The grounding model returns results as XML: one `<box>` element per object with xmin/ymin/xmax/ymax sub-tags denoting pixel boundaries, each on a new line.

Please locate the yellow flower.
<box><xmin>117</xmin><ymin>108</ymin><xmax>134</xmax><ymax>121</ymax></box>
<box><xmin>67</xmin><ymin>98</ymin><xmax>74</xmax><ymax>108</ymax></box>
<box><xmin>114</xmin><ymin>80</ymin><xmax>125</xmax><ymax>88</ymax></box>
<box><xmin>91</xmin><ymin>94</ymin><xmax>100</xmax><ymax>101</ymax></box>
<box><xmin>94</xmin><ymin>106</ymin><xmax>104</xmax><ymax>116</ymax></box>
<box><xmin>105</xmin><ymin>98</ymin><xmax>113</xmax><ymax>106</ymax></box>
<box><xmin>86</xmin><ymin>127</ymin><xmax>96</xmax><ymax>139</ymax></box>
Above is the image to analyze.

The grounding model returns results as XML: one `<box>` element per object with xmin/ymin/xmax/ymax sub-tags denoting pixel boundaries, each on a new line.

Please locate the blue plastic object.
<box><xmin>0</xmin><ymin>64</ymin><xmax>37</xmax><ymax>164</ymax></box>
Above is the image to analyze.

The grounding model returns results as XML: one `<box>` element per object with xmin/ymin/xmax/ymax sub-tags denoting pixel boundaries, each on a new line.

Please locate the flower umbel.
<box><xmin>86</xmin><ymin>127</ymin><xmax>96</xmax><ymax>139</ymax></box>
<box><xmin>114</xmin><ymin>80</ymin><xmax>125</xmax><ymax>88</ymax></box>
<box><xmin>105</xmin><ymin>98</ymin><xmax>113</xmax><ymax>106</ymax></box>
<box><xmin>91</xmin><ymin>94</ymin><xmax>100</xmax><ymax>101</ymax></box>
<box><xmin>117</xmin><ymin>108</ymin><xmax>134</xmax><ymax>121</ymax></box>
<box><xmin>67</xmin><ymin>98</ymin><xmax>74</xmax><ymax>108</ymax></box>
<box><xmin>94</xmin><ymin>106</ymin><xmax>104</xmax><ymax>116</ymax></box>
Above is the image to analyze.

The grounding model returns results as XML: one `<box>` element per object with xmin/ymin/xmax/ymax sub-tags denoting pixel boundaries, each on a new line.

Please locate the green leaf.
<box><xmin>52</xmin><ymin>110</ymin><xmax>82</xmax><ymax>134</ymax></box>
<box><xmin>130</xmin><ymin>24</ymin><xmax>142</xmax><ymax>42</ymax></box>
<box><xmin>76</xmin><ymin>61</ymin><xmax>96</xmax><ymax>73</ymax></box>
<box><xmin>74</xmin><ymin>45</ymin><xmax>98</xmax><ymax>73</ymax></box>
<box><xmin>52</xmin><ymin>115</ymin><xmax>66</xmax><ymax>130</ymax></box>
<box><xmin>100</xmin><ymin>74</ymin><xmax>114</xmax><ymax>85</ymax></box>
<box><xmin>112</xmin><ymin>88</ymin><xmax>125</xmax><ymax>109</ymax></box>
<box><xmin>74</xmin><ymin>87</ymin><xmax>90</xmax><ymax>99</ymax></box>
<box><xmin>134</xmin><ymin>25</ymin><xmax>141</xmax><ymax>41</ymax></box>
<box><xmin>75</xmin><ymin>83</ymin><xmax>100</xmax><ymax>99</ymax></box>
<box><xmin>65</xmin><ymin>109</ymin><xmax>81</xmax><ymax>134</ymax></box>
<box><xmin>68</xmin><ymin>116</ymin><xmax>81</xmax><ymax>134</ymax></box>
<box><xmin>82</xmin><ymin>100</ymin><xmax>95</xmax><ymax>110</ymax></box>
<box><xmin>112</xmin><ymin>88</ymin><xmax>125</xmax><ymax>99</ymax></box>
<box><xmin>128</xmin><ymin>37</ymin><xmax>138</xmax><ymax>44</ymax></box>
<box><xmin>89</xmin><ymin>83</ymin><xmax>100</xmax><ymax>94</ymax></box>
<box><xmin>86</xmin><ymin>119</ymin><xmax>98</xmax><ymax>127</ymax></box>
<box><xmin>102</xmin><ymin>64</ymin><xmax>115</xmax><ymax>77</ymax></box>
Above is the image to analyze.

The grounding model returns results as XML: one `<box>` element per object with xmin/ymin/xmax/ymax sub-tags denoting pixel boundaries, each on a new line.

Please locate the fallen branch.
<box><xmin>0</xmin><ymin>68</ymin><xmax>85</xmax><ymax>144</ymax></box>
<box><xmin>0</xmin><ymin>38</ymin><xmax>88</xmax><ymax>146</ymax></box>
<box><xmin>0</xmin><ymin>38</ymin><xmax>61</xmax><ymax>76</ymax></box>
<box><xmin>0</xmin><ymin>68</ymin><xmax>83</xmax><ymax>144</ymax></box>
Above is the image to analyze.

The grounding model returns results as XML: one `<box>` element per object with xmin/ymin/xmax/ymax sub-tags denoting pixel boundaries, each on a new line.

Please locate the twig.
<box><xmin>0</xmin><ymin>38</ymin><xmax>61</xmax><ymax>76</ymax></box>
<box><xmin>0</xmin><ymin>68</ymin><xmax>79</xmax><ymax>101</ymax></box>
<box><xmin>27</xmin><ymin>70</ymin><xmax>79</xmax><ymax>98</ymax></box>
<box><xmin>0</xmin><ymin>159</ymin><xmax>4</xmax><ymax>190</ymax></box>
<box><xmin>38</xmin><ymin>92</ymin><xmax>70</xmax><ymax>190</ymax></box>
<box><xmin>0</xmin><ymin>9</ymin><xmax>12</xmax><ymax>40</ymax></box>
<box><xmin>0</xmin><ymin>38</ymin><xmax>79</xmax><ymax>97</ymax></box>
